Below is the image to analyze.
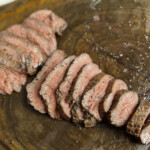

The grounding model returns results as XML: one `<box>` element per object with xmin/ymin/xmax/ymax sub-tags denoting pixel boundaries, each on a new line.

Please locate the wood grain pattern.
<box><xmin>0</xmin><ymin>0</ymin><xmax>149</xmax><ymax>149</ymax></box>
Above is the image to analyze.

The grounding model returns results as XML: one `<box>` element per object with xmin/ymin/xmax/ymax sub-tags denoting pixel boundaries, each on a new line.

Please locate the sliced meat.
<box><xmin>23</xmin><ymin>18</ymin><xmax>57</xmax><ymax>50</ymax></box>
<box><xmin>0</xmin><ymin>41</ymin><xmax>26</xmax><ymax>66</ymax></box>
<box><xmin>99</xmin><ymin>79</ymin><xmax>128</xmax><ymax>119</ymax></box>
<box><xmin>56</xmin><ymin>53</ymin><xmax>92</xmax><ymax>120</ymax></box>
<box><xmin>82</xmin><ymin>73</ymin><xmax>113</xmax><ymax>127</ymax></box>
<box><xmin>127</xmin><ymin>100</ymin><xmax>150</xmax><ymax>137</ymax></box>
<box><xmin>0</xmin><ymin>49</ymin><xmax>25</xmax><ymax>73</ymax></box>
<box><xmin>108</xmin><ymin>90</ymin><xmax>139</xmax><ymax>127</ymax></box>
<box><xmin>7</xmin><ymin>69</ymin><xmax>26</xmax><ymax>92</ymax></box>
<box><xmin>8</xmin><ymin>70</ymin><xmax>26</xmax><ymax>92</ymax></box>
<box><xmin>140</xmin><ymin>116</ymin><xmax>150</xmax><ymax>144</ymax></box>
<box><xmin>29</xmin><ymin>9</ymin><xmax>68</xmax><ymax>34</ymax></box>
<box><xmin>40</xmin><ymin>56</ymin><xmax>76</xmax><ymax>119</ymax></box>
<box><xmin>0</xmin><ymin>40</ymin><xmax>32</xmax><ymax>72</ymax></box>
<box><xmin>8</xmin><ymin>24</ymin><xmax>55</xmax><ymax>56</ymax></box>
<box><xmin>0</xmin><ymin>41</ymin><xmax>26</xmax><ymax>73</ymax></box>
<box><xmin>0</xmin><ymin>31</ymin><xmax>46</xmax><ymax>75</ymax></box>
<box><xmin>0</xmin><ymin>66</ymin><xmax>26</xmax><ymax>94</ymax></box>
<box><xmin>26</xmin><ymin>50</ymin><xmax>66</xmax><ymax>114</ymax></box>
<box><xmin>70</xmin><ymin>63</ymin><xmax>101</xmax><ymax>124</ymax></box>
<box><xmin>23</xmin><ymin>18</ymin><xmax>55</xmax><ymax>39</ymax></box>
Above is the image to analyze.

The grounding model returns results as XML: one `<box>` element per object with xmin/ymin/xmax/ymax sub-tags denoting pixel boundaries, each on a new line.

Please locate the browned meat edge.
<box><xmin>127</xmin><ymin>100</ymin><xmax>150</xmax><ymax>137</ymax></box>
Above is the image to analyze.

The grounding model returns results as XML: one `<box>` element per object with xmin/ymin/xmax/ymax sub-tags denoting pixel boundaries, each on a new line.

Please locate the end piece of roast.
<box><xmin>29</xmin><ymin>9</ymin><xmax>68</xmax><ymax>34</ymax></box>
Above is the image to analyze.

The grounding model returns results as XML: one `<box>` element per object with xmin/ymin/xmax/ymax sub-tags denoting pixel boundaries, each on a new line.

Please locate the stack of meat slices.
<box><xmin>27</xmin><ymin>51</ymin><xmax>144</xmax><ymax>142</ymax></box>
<box><xmin>0</xmin><ymin>9</ymin><xmax>67</xmax><ymax>95</ymax></box>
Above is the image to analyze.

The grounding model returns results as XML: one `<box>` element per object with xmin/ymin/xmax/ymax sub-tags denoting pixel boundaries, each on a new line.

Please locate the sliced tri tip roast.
<box><xmin>0</xmin><ymin>8</ymin><xmax>145</xmax><ymax>145</ymax></box>
<box><xmin>27</xmin><ymin>49</ymin><xmax>140</xmax><ymax>131</ymax></box>
<box><xmin>25</xmin><ymin>49</ymin><xmax>149</xmax><ymax>144</ymax></box>
<box><xmin>0</xmin><ymin>9</ymin><xmax>67</xmax><ymax>94</ymax></box>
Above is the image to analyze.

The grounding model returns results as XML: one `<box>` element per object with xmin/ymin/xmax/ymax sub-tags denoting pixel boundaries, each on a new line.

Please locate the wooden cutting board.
<box><xmin>0</xmin><ymin>0</ymin><xmax>149</xmax><ymax>149</ymax></box>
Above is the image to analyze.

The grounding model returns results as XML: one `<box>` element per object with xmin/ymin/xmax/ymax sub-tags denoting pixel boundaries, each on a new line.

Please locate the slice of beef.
<box><xmin>7</xmin><ymin>69</ymin><xmax>26</xmax><ymax>92</ymax></box>
<box><xmin>0</xmin><ymin>31</ymin><xmax>46</xmax><ymax>75</ymax></box>
<box><xmin>8</xmin><ymin>24</ymin><xmax>55</xmax><ymax>56</ymax></box>
<box><xmin>108</xmin><ymin>90</ymin><xmax>139</xmax><ymax>127</ymax></box>
<box><xmin>29</xmin><ymin>9</ymin><xmax>68</xmax><ymax>34</ymax></box>
<box><xmin>0</xmin><ymin>40</ymin><xmax>32</xmax><ymax>72</ymax></box>
<box><xmin>7</xmin><ymin>69</ymin><xmax>26</xmax><ymax>93</ymax></box>
<box><xmin>23</xmin><ymin>18</ymin><xmax>57</xmax><ymax>49</ymax></box>
<box><xmin>127</xmin><ymin>100</ymin><xmax>150</xmax><ymax>137</ymax></box>
<box><xmin>56</xmin><ymin>53</ymin><xmax>92</xmax><ymax>120</ymax></box>
<box><xmin>0</xmin><ymin>41</ymin><xmax>26</xmax><ymax>73</ymax></box>
<box><xmin>0</xmin><ymin>49</ymin><xmax>25</xmax><ymax>73</ymax></box>
<box><xmin>70</xmin><ymin>63</ymin><xmax>102</xmax><ymax>124</ymax></box>
<box><xmin>40</xmin><ymin>56</ymin><xmax>76</xmax><ymax>119</ymax></box>
<box><xmin>0</xmin><ymin>41</ymin><xmax>25</xmax><ymax>66</ymax></box>
<box><xmin>0</xmin><ymin>66</ymin><xmax>26</xmax><ymax>94</ymax></box>
<box><xmin>82</xmin><ymin>73</ymin><xmax>113</xmax><ymax>127</ymax></box>
<box><xmin>99</xmin><ymin>79</ymin><xmax>128</xmax><ymax>119</ymax></box>
<box><xmin>26</xmin><ymin>50</ymin><xmax>66</xmax><ymax>114</ymax></box>
<box><xmin>140</xmin><ymin>116</ymin><xmax>150</xmax><ymax>144</ymax></box>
